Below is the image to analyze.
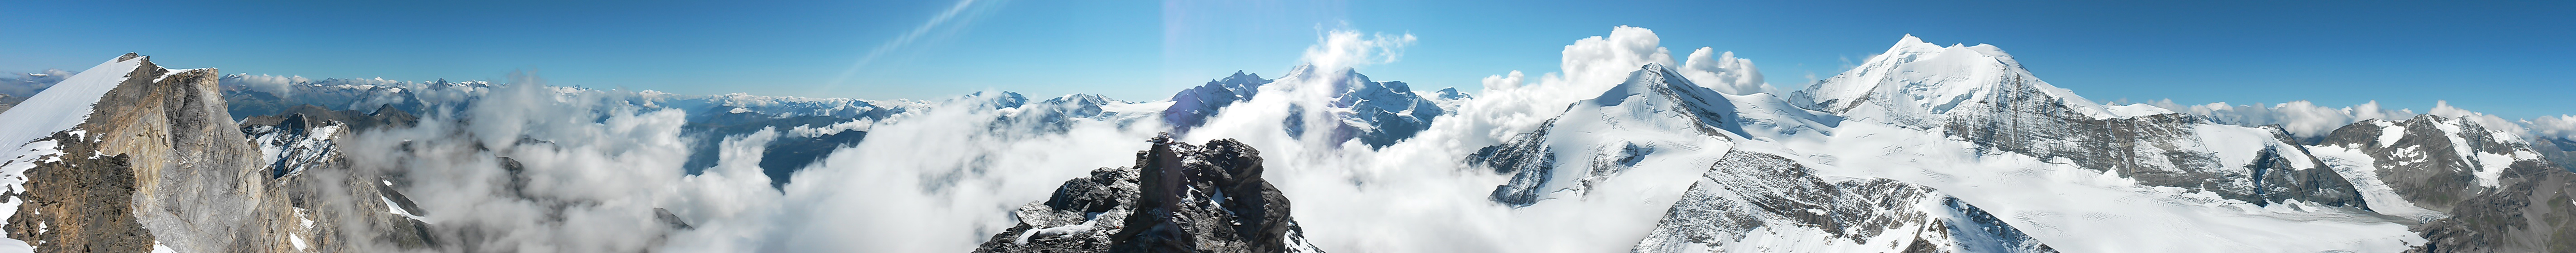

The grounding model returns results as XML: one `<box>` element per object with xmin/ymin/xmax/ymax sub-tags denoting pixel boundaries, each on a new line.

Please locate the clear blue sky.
<box><xmin>4</xmin><ymin>0</ymin><xmax>2569</xmax><ymax>118</ymax></box>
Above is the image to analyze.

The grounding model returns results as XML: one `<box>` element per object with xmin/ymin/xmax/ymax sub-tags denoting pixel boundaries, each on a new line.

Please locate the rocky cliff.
<box><xmin>972</xmin><ymin>135</ymin><xmax>1325</xmax><ymax>253</ymax></box>
<box><xmin>0</xmin><ymin>54</ymin><xmax>433</xmax><ymax>252</ymax></box>
<box><xmin>2309</xmin><ymin>115</ymin><xmax>2576</xmax><ymax>252</ymax></box>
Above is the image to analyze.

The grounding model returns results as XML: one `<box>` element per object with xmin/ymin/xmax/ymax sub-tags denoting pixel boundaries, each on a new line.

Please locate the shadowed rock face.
<box><xmin>5</xmin><ymin>131</ymin><xmax>152</xmax><ymax>252</ymax></box>
<box><xmin>2313</xmin><ymin>115</ymin><xmax>2576</xmax><ymax>252</ymax></box>
<box><xmin>973</xmin><ymin>135</ymin><xmax>1325</xmax><ymax>253</ymax></box>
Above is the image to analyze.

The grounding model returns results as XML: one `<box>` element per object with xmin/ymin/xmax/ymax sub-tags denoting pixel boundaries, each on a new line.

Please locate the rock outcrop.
<box><xmin>0</xmin><ymin>53</ymin><xmax>274</xmax><ymax>252</ymax></box>
<box><xmin>972</xmin><ymin>135</ymin><xmax>1325</xmax><ymax>253</ymax></box>
<box><xmin>2310</xmin><ymin>115</ymin><xmax>2576</xmax><ymax>252</ymax></box>
<box><xmin>0</xmin><ymin>54</ymin><xmax>435</xmax><ymax>252</ymax></box>
<box><xmin>1634</xmin><ymin>151</ymin><xmax>2054</xmax><ymax>253</ymax></box>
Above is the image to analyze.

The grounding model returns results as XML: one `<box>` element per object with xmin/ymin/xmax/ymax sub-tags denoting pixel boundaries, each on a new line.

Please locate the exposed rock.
<box><xmin>2313</xmin><ymin>115</ymin><xmax>2576</xmax><ymax>252</ymax></box>
<box><xmin>1634</xmin><ymin>150</ymin><xmax>2055</xmax><ymax>253</ymax></box>
<box><xmin>4</xmin><ymin>131</ymin><xmax>153</xmax><ymax>252</ymax></box>
<box><xmin>0</xmin><ymin>54</ymin><xmax>439</xmax><ymax>252</ymax></box>
<box><xmin>0</xmin><ymin>54</ymin><xmax>277</xmax><ymax>252</ymax></box>
<box><xmin>1467</xmin><ymin>119</ymin><xmax>1557</xmax><ymax>207</ymax></box>
<box><xmin>972</xmin><ymin>135</ymin><xmax>1325</xmax><ymax>253</ymax></box>
<box><xmin>239</xmin><ymin>109</ymin><xmax>441</xmax><ymax>252</ymax></box>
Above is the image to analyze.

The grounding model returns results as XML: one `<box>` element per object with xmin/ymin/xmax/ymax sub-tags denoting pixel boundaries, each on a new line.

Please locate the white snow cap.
<box><xmin>1799</xmin><ymin>35</ymin><xmax>2123</xmax><ymax>120</ymax></box>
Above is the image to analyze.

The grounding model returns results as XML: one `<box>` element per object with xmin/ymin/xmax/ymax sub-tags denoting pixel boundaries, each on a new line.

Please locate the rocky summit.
<box><xmin>973</xmin><ymin>135</ymin><xmax>1325</xmax><ymax>253</ymax></box>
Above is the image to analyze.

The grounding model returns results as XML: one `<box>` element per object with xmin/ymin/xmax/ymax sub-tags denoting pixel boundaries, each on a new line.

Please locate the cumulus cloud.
<box><xmin>1299</xmin><ymin>29</ymin><xmax>1417</xmax><ymax>73</ymax></box>
<box><xmin>1680</xmin><ymin>47</ymin><xmax>1769</xmax><ymax>96</ymax></box>
<box><xmin>219</xmin><ymin>74</ymin><xmax>310</xmax><ymax>96</ymax></box>
<box><xmin>2149</xmin><ymin>100</ymin><xmax>2415</xmax><ymax>139</ymax></box>
<box><xmin>752</xmin><ymin>91</ymin><xmax>1160</xmax><ymax>251</ymax></box>
<box><xmin>340</xmin><ymin>75</ymin><xmax>705</xmax><ymax>252</ymax></box>
<box><xmin>1453</xmin><ymin>26</ymin><xmax>1756</xmax><ymax>142</ymax></box>
<box><xmin>1162</xmin><ymin>26</ymin><xmax>1758</xmax><ymax>252</ymax></box>
<box><xmin>2529</xmin><ymin>115</ymin><xmax>2576</xmax><ymax>141</ymax></box>
<box><xmin>2148</xmin><ymin>99</ymin><xmax>2576</xmax><ymax>146</ymax></box>
<box><xmin>1557</xmin><ymin>26</ymin><xmax>1674</xmax><ymax>87</ymax></box>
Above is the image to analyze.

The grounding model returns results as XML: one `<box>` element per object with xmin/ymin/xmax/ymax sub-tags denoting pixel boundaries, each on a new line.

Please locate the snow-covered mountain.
<box><xmin>1795</xmin><ymin>35</ymin><xmax>2367</xmax><ymax>208</ymax></box>
<box><xmin>1162</xmin><ymin>66</ymin><xmax>1448</xmax><ymax>149</ymax></box>
<box><xmin>3</xmin><ymin>28</ymin><xmax>2571</xmax><ymax>253</ymax></box>
<box><xmin>1458</xmin><ymin>62</ymin><xmax>2044</xmax><ymax>252</ymax></box>
<box><xmin>2306</xmin><ymin>115</ymin><xmax>2576</xmax><ymax>252</ymax></box>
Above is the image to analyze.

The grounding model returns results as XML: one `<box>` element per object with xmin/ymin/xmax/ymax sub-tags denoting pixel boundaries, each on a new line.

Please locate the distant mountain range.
<box><xmin>0</xmin><ymin>33</ymin><xmax>2569</xmax><ymax>252</ymax></box>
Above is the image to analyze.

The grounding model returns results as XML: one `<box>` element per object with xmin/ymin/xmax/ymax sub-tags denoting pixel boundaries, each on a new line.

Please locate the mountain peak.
<box><xmin>1797</xmin><ymin>35</ymin><xmax>2116</xmax><ymax>124</ymax></box>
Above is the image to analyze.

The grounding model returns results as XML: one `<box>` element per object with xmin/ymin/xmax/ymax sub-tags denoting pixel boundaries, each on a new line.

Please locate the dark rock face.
<box><xmin>1468</xmin><ymin>119</ymin><xmax>1556</xmax><ymax>207</ymax></box>
<box><xmin>973</xmin><ymin>135</ymin><xmax>1324</xmax><ymax>253</ymax></box>
<box><xmin>2312</xmin><ymin>115</ymin><xmax>2576</xmax><ymax>252</ymax></box>
<box><xmin>1635</xmin><ymin>151</ymin><xmax>2055</xmax><ymax>253</ymax></box>
<box><xmin>4</xmin><ymin>131</ymin><xmax>154</xmax><ymax>253</ymax></box>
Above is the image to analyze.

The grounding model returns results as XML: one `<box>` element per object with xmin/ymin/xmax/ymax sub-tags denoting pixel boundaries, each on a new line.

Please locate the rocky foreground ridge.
<box><xmin>973</xmin><ymin>135</ymin><xmax>1325</xmax><ymax>253</ymax></box>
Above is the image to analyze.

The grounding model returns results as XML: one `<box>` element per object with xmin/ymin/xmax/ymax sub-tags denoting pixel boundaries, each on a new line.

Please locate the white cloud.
<box><xmin>2528</xmin><ymin>115</ymin><xmax>2576</xmax><ymax>141</ymax></box>
<box><xmin>218</xmin><ymin>74</ymin><xmax>309</xmax><ymax>96</ymax></box>
<box><xmin>1559</xmin><ymin>26</ymin><xmax>1674</xmax><ymax>90</ymax></box>
<box><xmin>2149</xmin><ymin>100</ymin><xmax>2414</xmax><ymax>139</ymax></box>
<box><xmin>1452</xmin><ymin>26</ymin><xmax>1750</xmax><ymax>143</ymax></box>
<box><xmin>760</xmin><ymin>92</ymin><xmax>1160</xmax><ymax>251</ymax></box>
<box><xmin>337</xmin><ymin>74</ymin><xmax>764</xmax><ymax>252</ymax></box>
<box><xmin>1299</xmin><ymin>29</ymin><xmax>1417</xmax><ymax>74</ymax></box>
<box><xmin>1680</xmin><ymin>47</ymin><xmax>1769</xmax><ymax>96</ymax></box>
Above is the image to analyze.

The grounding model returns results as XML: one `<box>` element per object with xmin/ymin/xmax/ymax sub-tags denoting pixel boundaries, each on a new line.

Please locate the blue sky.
<box><xmin>4</xmin><ymin>0</ymin><xmax>2569</xmax><ymax>118</ymax></box>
